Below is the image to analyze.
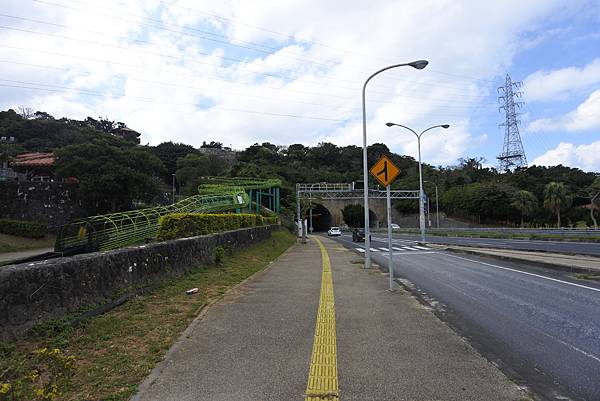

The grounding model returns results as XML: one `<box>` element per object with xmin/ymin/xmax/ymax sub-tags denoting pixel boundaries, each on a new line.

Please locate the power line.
<box><xmin>26</xmin><ymin>2</ymin><xmax>495</xmax><ymax>94</ymax></box>
<box><xmin>0</xmin><ymin>46</ymin><xmax>496</xmax><ymax>109</ymax></box>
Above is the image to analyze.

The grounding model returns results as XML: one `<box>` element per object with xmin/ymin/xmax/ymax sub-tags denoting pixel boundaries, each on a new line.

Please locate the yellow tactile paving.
<box><xmin>305</xmin><ymin>238</ymin><xmax>339</xmax><ymax>401</ymax></box>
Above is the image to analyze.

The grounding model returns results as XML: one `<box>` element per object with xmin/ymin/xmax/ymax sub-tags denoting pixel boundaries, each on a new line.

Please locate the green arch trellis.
<box><xmin>55</xmin><ymin>177</ymin><xmax>281</xmax><ymax>253</ymax></box>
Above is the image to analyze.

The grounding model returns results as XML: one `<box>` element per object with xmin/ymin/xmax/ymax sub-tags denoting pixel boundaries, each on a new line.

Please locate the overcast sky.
<box><xmin>1</xmin><ymin>0</ymin><xmax>599</xmax><ymax>171</ymax></box>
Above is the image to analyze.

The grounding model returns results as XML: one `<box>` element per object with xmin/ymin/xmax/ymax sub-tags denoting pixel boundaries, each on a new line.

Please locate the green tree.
<box><xmin>175</xmin><ymin>154</ymin><xmax>209</xmax><ymax>195</ymax></box>
<box><xmin>55</xmin><ymin>142</ymin><xmax>165</xmax><ymax>213</ymax></box>
<box><xmin>580</xmin><ymin>177</ymin><xmax>600</xmax><ymax>228</ymax></box>
<box><xmin>342</xmin><ymin>204</ymin><xmax>364</xmax><ymax>227</ymax></box>
<box><xmin>511</xmin><ymin>190</ymin><xmax>538</xmax><ymax>227</ymax></box>
<box><xmin>150</xmin><ymin>141</ymin><xmax>198</xmax><ymax>177</ymax></box>
<box><xmin>543</xmin><ymin>182</ymin><xmax>572</xmax><ymax>227</ymax></box>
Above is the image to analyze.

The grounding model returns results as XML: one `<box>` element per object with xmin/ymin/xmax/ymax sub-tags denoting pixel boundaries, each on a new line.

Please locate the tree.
<box><xmin>201</xmin><ymin>141</ymin><xmax>223</xmax><ymax>149</ymax></box>
<box><xmin>511</xmin><ymin>190</ymin><xmax>538</xmax><ymax>227</ymax></box>
<box><xmin>55</xmin><ymin>142</ymin><xmax>165</xmax><ymax>213</ymax></box>
<box><xmin>17</xmin><ymin>106</ymin><xmax>35</xmax><ymax>120</ymax></box>
<box><xmin>342</xmin><ymin>204</ymin><xmax>364</xmax><ymax>227</ymax></box>
<box><xmin>150</xmin><ymin>141</ymin><xmax>198</xmax><ymax>176</ymax></box>
<box><xmin>543</xmin><ymin>182</ymin><xmax>572</xmax><ymax>227</ymax></box>
<box><xmin>175</xmin><ymin>154</ymin><xmax>210</xmax><ymax>195</ymax></box>
<box><xmin>580</xmin><ymin>177</ymin><xmax>600</xmax><ymax>228</ymax></box>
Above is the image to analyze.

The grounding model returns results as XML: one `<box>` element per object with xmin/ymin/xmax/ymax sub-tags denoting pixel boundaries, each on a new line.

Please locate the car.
<box><xmin>327</xmin><ymin>227</ymin><xmax>342</xmax><ymax>236</ymax></box>
<box><xmin>352</xmin><ymin>228</ymin><xmax>365</xmax><ymax>242</ymax></box>
<box><xmin>390</xmin><ymin>223</ymin><xmax>400</xmax><ymax>231</ymax></box>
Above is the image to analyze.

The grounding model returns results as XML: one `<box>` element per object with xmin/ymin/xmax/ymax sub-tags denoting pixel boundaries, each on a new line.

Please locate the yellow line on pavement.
<box><xmin>305</xmin><ymin>238</ymin><xmax>339</xmax><ymax>401</ymax></box>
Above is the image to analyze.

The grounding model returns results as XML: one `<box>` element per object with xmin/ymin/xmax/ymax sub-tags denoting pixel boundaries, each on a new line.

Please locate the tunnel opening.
<box><xmin>309</xmin><ymin>204</ymin><xmax>332</xmax><ymax>232</ymax></box>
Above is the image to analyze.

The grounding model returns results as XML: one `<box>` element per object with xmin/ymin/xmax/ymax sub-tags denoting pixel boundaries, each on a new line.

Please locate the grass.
<box><xmin>574</xmin><ymin>272</ymin><xmax>600</xmax><ymax>281</ymax></box>
<box><xmin>0</xmin><ymin>233</ymin><xmax>55</xmax><ymax>253</ymax></box>
<box><xmin>0</xmin><ymin>230</ymin><xmax>296</xmax><ymax>401</ymax></box>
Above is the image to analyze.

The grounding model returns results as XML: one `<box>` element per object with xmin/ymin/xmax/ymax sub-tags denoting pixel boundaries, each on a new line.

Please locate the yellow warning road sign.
<box><xmin>369</xmin><ymin>155</ymin><xmax>400</xmax><ymax>187</ymax></box>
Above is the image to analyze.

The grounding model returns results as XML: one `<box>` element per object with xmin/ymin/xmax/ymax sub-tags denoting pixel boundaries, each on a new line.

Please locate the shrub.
<box><xmin>0</xmin><ymin>219</ymin><xmax>46</xmax><ymax>238</ymax></box>
<box><xmin>156</xmin><ymin>213</ymin><xmax>279</xmax><ymax>241</ymax></box>
<box><xmin>214</xmin><ymin>246</ymin><xmax>225</xmax><ymax>265</ymax></box>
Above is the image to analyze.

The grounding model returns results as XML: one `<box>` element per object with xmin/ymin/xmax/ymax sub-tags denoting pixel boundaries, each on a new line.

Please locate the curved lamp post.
<box><xmin>385</xmin><ymin>123</ymin><xmax>449</xmax><ymax>243</ymax></box>
<box><xmin>362</xmin><ymin>60</ymin><xmax>429</xmax><ymax>269</ymax></box>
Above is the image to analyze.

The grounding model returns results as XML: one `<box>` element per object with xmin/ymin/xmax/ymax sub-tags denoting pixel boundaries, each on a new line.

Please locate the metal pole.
<box><xmin>386</xmin><ymin>185</ymin><xmax>394</xmax><ymax>290</ymax></box>
<box><xmin>309</xmin><ymin>192</ymin><xmax>313</xmax><ymax>234</ymax></box>
<box><xmin>362</xmin><ymin>82</ymin><xmax>371</xmax><ymax>269</ymax></box>
<box><xmin>361</xmin><ymin>61</ymin><xmax>429</xmax><ymax>269</ymax></box>
<box><xmin>296</xmin><ymin>185</ymin><xmax>301</xmax><ymax>238</ymax></box>
<box><xmin>171</xmin><ymin>174</ymin><xmax>176</xmax><ymax>205</ymax></box>
<box><xmin>417</xmin><ymin>136</ymin><xmax>425</xmax><ymax>243</ymax></box>
<box><xmin>435</xmin><ymin>184</ymin><xmax>439</xmax><ymax>229</ymax></box>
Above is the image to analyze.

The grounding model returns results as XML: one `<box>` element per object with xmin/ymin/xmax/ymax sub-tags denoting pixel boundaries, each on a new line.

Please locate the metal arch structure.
<box><xmin>296</xmin><ymin>183</ymin><xmax>419</xmax><ymax>200</ymax></box>
<box><xmin>55</xmin><ymin>177</ymin><xmax>281</xmax><ymax>254</ymax></box>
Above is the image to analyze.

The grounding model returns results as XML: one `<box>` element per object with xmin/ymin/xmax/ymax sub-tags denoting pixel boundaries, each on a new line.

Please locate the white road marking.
<box><xmin>444</xmin><ymin>253</ymin><xmax>600</xmax><ymax>294</ymax></box>
<box><xmin>392</xmin><ymin>247</ymin><xmax>403</xmax><ymax>251</ymax></box>
<box><xmin>356</xmin><ymin>248</ymin><xmax>365</xmax><ymax>253</ymax></box>
<box><xmin>370</xmin><ymin>248</ymin><xmax>378</xmax><ymax>252</ymax></box>
<box><xmin>413</xmin><ymin>246</ymin><xmax>429</xmax><ymax>250</ymax></box>
<box><xmin>379</xmin><ymin>247</ymin><xmax>389</xmax><ymax>252</ymax></box>
<box><xmin>402</xmin><ymin>246</ymin><xmax>419</xmax><ymax>251</ymax></box>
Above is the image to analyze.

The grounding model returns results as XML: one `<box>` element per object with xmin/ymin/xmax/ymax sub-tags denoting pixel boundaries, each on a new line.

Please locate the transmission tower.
<box><xmin>497</xmin><ymin>74</ymin><xmax>527</xmax><ymax>171</ymax></box>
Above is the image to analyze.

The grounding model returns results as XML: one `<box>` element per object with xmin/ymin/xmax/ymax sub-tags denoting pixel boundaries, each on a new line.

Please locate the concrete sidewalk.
<box><xmin>132</xmin><ymin>237</ymin><xmax>525</xmax><ymax>401</ymax></box>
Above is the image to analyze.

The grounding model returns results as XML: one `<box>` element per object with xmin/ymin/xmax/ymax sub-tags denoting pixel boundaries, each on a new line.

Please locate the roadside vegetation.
<box><xmin>392</xmin><ymin>229</ymin><xmax>600</xmax><ymax>242</ymax></box>
<box><xmin>1</xmin><ymin>108</ymin><xmax>598</xmax><ymax>228</ymax></box>
<box><xmin>0</xmin><ymin>230</ymin><xmax>296</xmax><ymax>401</ymax></box>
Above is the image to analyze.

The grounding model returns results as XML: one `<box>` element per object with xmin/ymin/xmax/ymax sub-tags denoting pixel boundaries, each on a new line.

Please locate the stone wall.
<box><xmin>0</xmin><ymin>225</ymin><xmax>276</xmax><ymax>340</ymax></box>
<box><xmin>0</xmin><ymin>182</ymin><xmax>86</xmax><ymax>232</ymax></box>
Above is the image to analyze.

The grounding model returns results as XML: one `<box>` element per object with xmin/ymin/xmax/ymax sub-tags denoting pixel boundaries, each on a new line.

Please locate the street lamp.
<box><xmin>424</xmin><ymin>180</ymin><xmax>439</xmax><ymax>229</ymax></box>
<box><xmin>385</xmin><ymin>123</ymin><xmax>449</xmax><ymax>243</ymax></box>
<box><xmin>362</xmin><ymin>60</ymin><xmax>429</xmax><ymax>269</ymax></box>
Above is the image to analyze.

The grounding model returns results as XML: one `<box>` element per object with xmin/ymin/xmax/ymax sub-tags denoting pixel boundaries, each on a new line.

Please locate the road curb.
<box><xmin>442</xmin><ymin>246</ymin><xmax>600</xmax><ymax>276</ymax></box>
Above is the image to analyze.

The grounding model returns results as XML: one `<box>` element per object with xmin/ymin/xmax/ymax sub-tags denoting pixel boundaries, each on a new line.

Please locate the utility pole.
<box><xmin>497</xmin><ymin>74</ymin><xmax>527</xmax><ymax>171</ymax></box>
<box><xmin>171</xmin><ymin>174</ymin><xmax>176</xmax><ymax>204</ymax></box>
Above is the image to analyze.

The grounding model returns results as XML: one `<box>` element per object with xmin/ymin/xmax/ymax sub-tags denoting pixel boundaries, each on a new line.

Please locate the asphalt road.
<box><xmin>329</xmin><ymin>233</ymin><xmax>600</xmax><ymax>401</ymax></box>
<box><xmin>388</xmin><ymin>232</ymin><xmax>600</xmax><ymax>256</ymax></box>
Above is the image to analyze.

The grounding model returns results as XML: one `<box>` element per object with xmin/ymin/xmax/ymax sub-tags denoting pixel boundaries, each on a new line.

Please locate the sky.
<box><xmin>0</xmin><ymin>0</ymin><xmax>599</xmax><ymax>171</ymax></box>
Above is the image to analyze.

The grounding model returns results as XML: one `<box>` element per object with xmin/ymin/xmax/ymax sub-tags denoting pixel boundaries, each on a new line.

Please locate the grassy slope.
<box><xmin>1</xmin><ymin>230</ymin><xmax>296</xmax><ymax>401</ymax></box>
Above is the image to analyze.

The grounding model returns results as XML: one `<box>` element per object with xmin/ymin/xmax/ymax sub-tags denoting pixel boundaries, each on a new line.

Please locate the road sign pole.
<box><xmin>386</xmin><ymin>185</ymin><xmax>394</xmax><ymax>290</ymax></box>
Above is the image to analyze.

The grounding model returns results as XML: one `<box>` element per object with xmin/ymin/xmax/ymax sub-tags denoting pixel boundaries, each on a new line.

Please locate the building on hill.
<box><xmin>11</xmin><ymin>152</ymin><xmax>56</xmax><ymax>181</ymax></box>
<box><xmin>112</xmin><ymin>126</ymin><xmax>141</xmax><ymax>143</ymax></box>
<box><xmin>197</xmin><ymin>147</ymin><xmax>237</xmax><ymax>163</ymax></box>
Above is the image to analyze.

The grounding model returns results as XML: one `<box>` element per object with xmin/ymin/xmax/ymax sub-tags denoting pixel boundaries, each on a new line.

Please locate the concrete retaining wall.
<box><xmin>0</xmin><ymin>225</ymin><xmax>276</xmax><ymax>340</ymax></box>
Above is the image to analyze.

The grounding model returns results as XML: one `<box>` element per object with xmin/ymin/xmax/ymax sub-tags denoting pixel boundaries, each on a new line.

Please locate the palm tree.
<box><xmin>511</xmin><ymin>190</ymin><xmax>537</xmax><ymax>227</ymax></box>
<box><xmin>543</xmin><ymin>182</ymin><xmax>572</xmax><ymax>228</ymax></box>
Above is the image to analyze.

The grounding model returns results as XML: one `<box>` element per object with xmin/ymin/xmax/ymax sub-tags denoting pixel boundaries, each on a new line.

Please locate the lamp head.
<box><xmin>408</xmin><ymin>60</ymin><xmax>429</xmax><ymax>70</ymax></box>
<box><xmin>385</xmin><ymin>122</ymin><xmax>394</xmax><ymax>127</ymax></box>
<box><xmin>441</xmin><ymin>124</ymin><xmax>450</xmax><ymax>129</ymax></box>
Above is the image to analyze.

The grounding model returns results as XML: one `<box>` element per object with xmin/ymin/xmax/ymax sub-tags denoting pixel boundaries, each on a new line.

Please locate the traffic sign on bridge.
<box><xmin>369</xmin><ymin>155</ymin><xmax>400</xmax><ymax>187</ymax></box>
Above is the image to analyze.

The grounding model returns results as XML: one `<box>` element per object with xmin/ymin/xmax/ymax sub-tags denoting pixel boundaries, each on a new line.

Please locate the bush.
<box><xmin>0</xmin><ymin>219</ymin><xmax>46</xmax><ymax>238</ymax></box>
<box><xmin>157</xmin><ymin>213</ymin><xmax>279</xmax><ymax>241</ymax></box>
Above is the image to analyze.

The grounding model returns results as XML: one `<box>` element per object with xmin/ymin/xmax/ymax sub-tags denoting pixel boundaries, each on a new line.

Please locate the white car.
<box><xmin>327</xmin><ymin>227</ymin><xmax>342</xmax><ymax>236</ymax></box>
<box><xmin>390</xmin><ymin>224</ymin><xmax>400</xmax><ymax>231</ymax></box>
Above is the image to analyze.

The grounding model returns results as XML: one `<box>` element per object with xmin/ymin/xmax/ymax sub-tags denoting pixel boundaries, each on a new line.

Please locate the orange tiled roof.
<box><xmin>12</xmin><ymin>152</ymin><xmax>56</xmax><ymax>167</ymax></box>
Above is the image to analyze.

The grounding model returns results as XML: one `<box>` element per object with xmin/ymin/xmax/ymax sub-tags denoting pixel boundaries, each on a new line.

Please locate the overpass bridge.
<box><xmin>296</xmin><ymin>183</ymin><xmax>419</xmax><ymax>230</ymax></box>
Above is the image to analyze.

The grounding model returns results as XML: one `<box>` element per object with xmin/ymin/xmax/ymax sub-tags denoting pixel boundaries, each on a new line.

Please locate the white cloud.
<box><xmin>527</xmin><ymin>89</ymin><xmax>600</xmax><ymax>132</ymax></box>
<box><xmin>523</xmin><ymin>58</ymin><xmax>600</xmax><ymax>102</ymax></box>
<box><xmin>0</xmin><ymin>0</ymin><xmax>588</xmax><ymax>165</ymax></box>
<box><xmin>532</xmin><ymin>141</ymin><xmax>600</xmax><ymax>171</ymax></box>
